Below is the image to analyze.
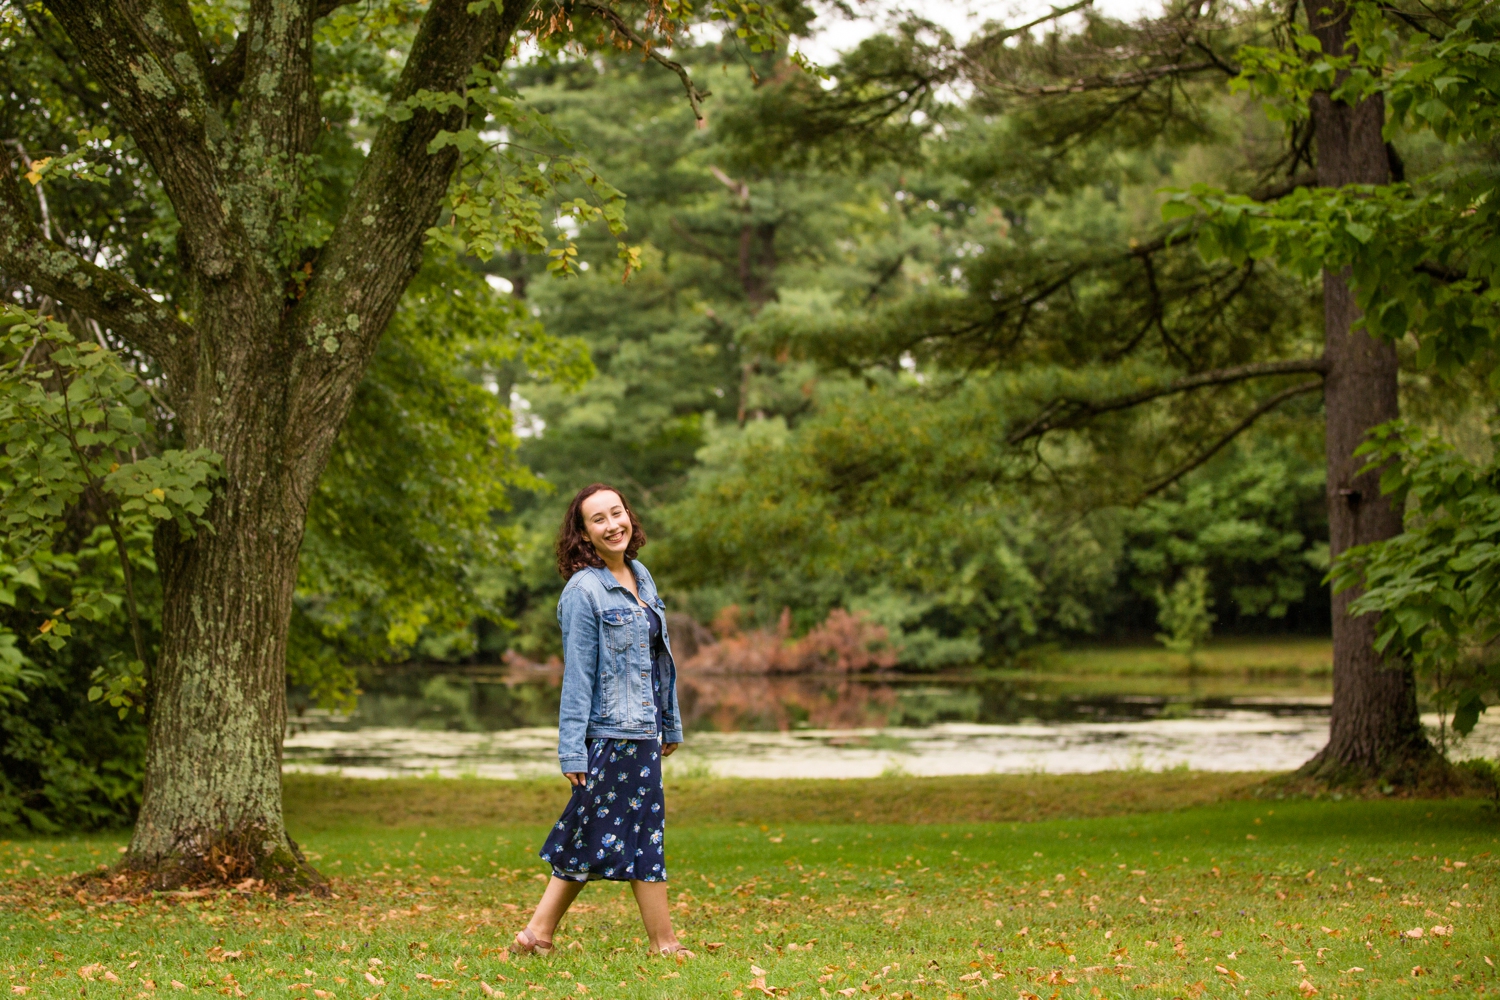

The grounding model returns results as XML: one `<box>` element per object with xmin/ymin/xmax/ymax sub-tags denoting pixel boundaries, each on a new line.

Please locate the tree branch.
<box><xmin>575</xmin><ymin>0</ymin><xmax>711</xmax><ymax>125</ymax></box>
<box><xmin>1249</xmin><ymin>169</ymin><xmax>1319</xmax><ymax>202</ymax></box>
<box><xmin>863</xmin><ymin>254</ymin><xmax>906</xmax><ymax>306</ymax></box>
<box><xmin>961</xmin><ymin>0</ymin><xmax>1097</xmax><ymax>58</ymax></box>
<box><xmin>285</xmin><ymin>0</ymin><xmax>533</xmax><ymax>469</ymax></box>
<box><xmin>207</xmin><ymin>1</ymin><xmax>353</xmax><ymax>102</ymax></box>
<box><xmin>1138</xmin><ymin>379</ymin><xmax>1323</xmax><ymax>498</ymax></box>
<box><xmin>668</xmin><ymin>217</ymin><xmax>730</xmax><ymax>264</ymax></box>
<box><xmin>1416</xmin><ymin>260</ymin><xmax>1488</xmax><ymax>290</ymax></box>
<box><xmin>1006</xmin><ymin>356</ymin><xmax>1328</xmax><ymax>444</ymax></box>
<box><xmin>996</xmin><ymin>62</ymin><xmax>1222</xmax><ymax>96</ymax></box>
<box><xmin>0</xmin><ymin>154</ymin><xmax>193</xmax><ymax>378</ymax></box>
<box><xmin>236</xmin><ymin>0</ymin><xmax>321</xmax><ymax>173</ymax></box>
<box><xmin>44</xmin><ymin>0</ymin><xmax>240</xmax><ymax>277</ymax></box>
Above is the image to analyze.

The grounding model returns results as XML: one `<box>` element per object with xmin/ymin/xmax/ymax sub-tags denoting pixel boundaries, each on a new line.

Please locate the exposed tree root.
<box><xmin>1263</xmin><ymin>750</ymin><xmax>1496</xmax><ymax>800</ymax></box>
<box><xmin>1291</xmin><ymin>720</ymin><xmax>1453</xmax><ymax>786</ymax></box>
<box><xmin>115</xmin><ymin>825</ymin><xmax>328</xmax><ymax>896</ymax></box>
<box><xmin>63</xmin><ymin>867</ymin><xmax>346</xmax><ymax>909</ymax></box>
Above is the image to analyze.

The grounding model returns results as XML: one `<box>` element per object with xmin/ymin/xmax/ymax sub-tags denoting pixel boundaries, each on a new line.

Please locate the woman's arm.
<box><xmin>556</xmin><ymin>586</ymin><xmax>599</xmax><ymax>775</ymax></box>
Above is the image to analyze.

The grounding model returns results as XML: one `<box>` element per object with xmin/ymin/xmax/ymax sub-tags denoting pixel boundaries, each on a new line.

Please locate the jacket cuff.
<box><xmin>663</xmin><ymin>730</ymin><xmax>684</xmax><ymax>745</ymax></box>
<box><xmin>559</xmin><ymin>756</ymin><xmax>588</xmax><ymax>774</ymax></box>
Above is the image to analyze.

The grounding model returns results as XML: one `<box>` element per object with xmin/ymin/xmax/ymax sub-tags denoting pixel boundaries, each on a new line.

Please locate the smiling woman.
<box><xmin>514</xmin><ymin>484</ymin><xmax>690</xmax><ymax>959</ymax></box>
<box><xmin>554</xmin><ymin>484</ymin><xmax>648</xmax><ymax>578</ymax></box>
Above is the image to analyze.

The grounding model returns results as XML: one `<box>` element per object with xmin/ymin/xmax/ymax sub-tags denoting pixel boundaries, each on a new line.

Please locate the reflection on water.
<box><xmin>289</xmin><ymin>665</ymin><xmax>1331</xmax><ymax>735</ymax></box>
<box><xmin>280</xmin><ymin>662</ymin><xmax>1500</xmax><ymax>779</ymax></box>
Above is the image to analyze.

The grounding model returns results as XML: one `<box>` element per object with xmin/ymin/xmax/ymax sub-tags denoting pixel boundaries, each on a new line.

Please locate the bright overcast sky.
<box><xmin>794</xmin><ymin>0</ymin><xmax>1160</xmax><ymax>64</ymax></box>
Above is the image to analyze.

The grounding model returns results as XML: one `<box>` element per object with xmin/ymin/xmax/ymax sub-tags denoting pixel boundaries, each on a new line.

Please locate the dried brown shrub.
<box><xmin>683</xmin><ymin>606</ymin><xmax>899</xmax><ymax>675</ymax></box>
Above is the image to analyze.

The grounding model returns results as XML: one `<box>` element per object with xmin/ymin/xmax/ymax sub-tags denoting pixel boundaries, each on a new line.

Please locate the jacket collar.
<box><xmin>588</xmin><ymin>561</ymin><xmax>655</xmax><ymax>602</ymax></box>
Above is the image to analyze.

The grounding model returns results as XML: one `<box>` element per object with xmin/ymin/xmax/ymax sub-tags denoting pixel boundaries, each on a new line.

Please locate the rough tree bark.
<box><xmin>0</xmin><ymin>0</ymin><xmax>533</xmax><ymax>885</ymax></box>
<box><xmin>1298</xmin><ymin>0</ymin><xmax>1438</xmax><ymax>783</ymax></box>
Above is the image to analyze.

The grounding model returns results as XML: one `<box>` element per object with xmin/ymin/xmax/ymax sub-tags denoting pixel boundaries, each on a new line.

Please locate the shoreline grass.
<box><xmin>3</xmin><ymin>773</ymin><xmax>1495</xmax><ymax>1000</ymax></box>
<box><xmin>281</xmin><ymin>772</ymin><xmax>1275</xmax><ymax>832</ymax></box>
<box><xmin>1034</xmin><ymin>639</ymin><xmax>1334</xmax><ymax>681</ymax></box>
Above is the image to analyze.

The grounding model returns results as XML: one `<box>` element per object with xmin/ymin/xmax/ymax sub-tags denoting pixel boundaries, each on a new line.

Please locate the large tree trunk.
<box><xmin>126</xmin><ymin>354</ymin><xmax>316</xmax><ymax>886</ymax></box>
<box><xmin>1299</xmin><ymin>0</ymin><xmax>1438</xmax><ymax>783</ymax></box>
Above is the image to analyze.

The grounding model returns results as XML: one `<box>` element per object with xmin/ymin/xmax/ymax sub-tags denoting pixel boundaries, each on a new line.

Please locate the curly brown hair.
<box><xmin>555</xmin><ymin>483</ymin><xmax>648</xmax><ymax>579</ymax></box>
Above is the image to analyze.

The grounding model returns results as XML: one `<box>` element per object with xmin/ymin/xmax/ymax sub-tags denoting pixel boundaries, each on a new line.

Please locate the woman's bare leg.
<box><xmin>522</xmin><ymin>877</ymin><xmax>587</xmax><ymax>946</ymax></box>
<box><xmin>630</xmin><ymin>880</ymin><xmax>681</xmax><ymax>953</ymax></box>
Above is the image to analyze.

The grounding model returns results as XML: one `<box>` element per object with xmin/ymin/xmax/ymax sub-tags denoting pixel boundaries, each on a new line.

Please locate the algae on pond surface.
<box><xmin>281</xmin><ymin>711</ymin><xmax>1344</xmax><ymax>779</ymax></box>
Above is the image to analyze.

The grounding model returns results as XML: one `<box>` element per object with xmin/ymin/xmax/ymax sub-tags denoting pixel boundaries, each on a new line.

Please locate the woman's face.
<box><xmin>580</xmin><ymin>490</ymin><xmax>632</xmax><ymax>560</ymax></box>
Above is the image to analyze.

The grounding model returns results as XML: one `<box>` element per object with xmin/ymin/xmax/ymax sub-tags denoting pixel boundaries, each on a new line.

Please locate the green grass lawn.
<box><xmin>2</xmin><ymin>773</ymin><xmax>1494</xmax><ymax>1000</ymax></box>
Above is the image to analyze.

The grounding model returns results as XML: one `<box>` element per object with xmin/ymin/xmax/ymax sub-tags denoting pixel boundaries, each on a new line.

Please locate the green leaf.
<box><xmin>1160</xmin><ymin>200</ymin><xmax>1198</xmax><ymax>222</ymax></box>
<box><xmin>1454</xmin><ymin>692</ymin><xmax>1485</xmax><ymax>735</ymax></box>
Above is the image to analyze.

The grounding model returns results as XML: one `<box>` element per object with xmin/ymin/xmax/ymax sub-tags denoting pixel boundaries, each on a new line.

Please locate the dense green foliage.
<box><xmin>0</xmin><ymin>308</ymin><xmax>212</xmax><ymax>829</ymax></box>
<box><xmin>1332</xmin><ymin>425</ymin><xmax>1500</xmax><ymax>745</ymax></box>
<box><xmin>289</xmin><ymin>259</ymin><xmax>592</xmax><ymax>709</ymax></box>
<box><xmin>460</xmin><ymin>18</ymin><xmax>1343</xmax><ymax>670</ymax></box>
<box><xmin>0</xmin><ymin>267</ymin><xmax>579</xmax><ymax>826</ymax></box>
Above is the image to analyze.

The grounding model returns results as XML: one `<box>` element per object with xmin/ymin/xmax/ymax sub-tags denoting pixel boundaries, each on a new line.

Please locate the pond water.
<box><xmin>280</xmin><ymin>662</ymin><xmax>1500</xmax><ymax>779</ymax></box>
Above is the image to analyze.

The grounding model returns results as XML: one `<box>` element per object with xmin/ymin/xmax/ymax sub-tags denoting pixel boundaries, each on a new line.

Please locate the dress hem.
<box><xmin>550</xmin><ymin>868</ymin><xmax>667</xmax><ymax>884</ymax></box>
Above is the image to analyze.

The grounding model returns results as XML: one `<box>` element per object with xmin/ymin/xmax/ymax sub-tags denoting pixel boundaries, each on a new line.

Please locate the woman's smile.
<box><xmin>581</xmin><ymin>490</ymin><xmax>634</xmax><ymax>559</ymax></box>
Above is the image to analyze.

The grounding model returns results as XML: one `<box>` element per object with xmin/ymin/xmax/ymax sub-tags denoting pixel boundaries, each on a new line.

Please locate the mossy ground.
<box><xmin>2</xmin><ymin>772</ymin><xmax>1495</xmax><ymax>1000</ymax></box>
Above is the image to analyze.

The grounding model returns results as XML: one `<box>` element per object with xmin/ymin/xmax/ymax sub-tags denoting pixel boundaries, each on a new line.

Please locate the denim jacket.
<box><xmin>556</xmin><ymin>561</ymin><xmax>684</xmax><ymax>773</ymax></box>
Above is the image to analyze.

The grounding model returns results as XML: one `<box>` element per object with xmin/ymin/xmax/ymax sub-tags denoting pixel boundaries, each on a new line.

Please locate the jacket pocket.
<box><xmin>600</xmin><ymin>608</ymin><xmax>632</xmax><ymax>652</ymax></box>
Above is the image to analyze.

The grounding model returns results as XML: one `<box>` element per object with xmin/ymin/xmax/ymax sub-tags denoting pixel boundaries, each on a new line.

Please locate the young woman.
<box><xmin>513</xmin><ymin>483</ymin><xmax>692</xmax><ymax>958</ymax></box>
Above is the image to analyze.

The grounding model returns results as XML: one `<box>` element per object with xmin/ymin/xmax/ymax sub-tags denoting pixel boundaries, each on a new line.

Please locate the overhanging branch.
<box><xmin>1250</xmin><ymin>170</ymin><xmax>1319</xmax><ymax>202</ymax></box>
<box><xmin>576</xmin><ymin>0</ymin><xmax>711</xmax><ymax>125</ymax></box>
<box><xmin>1416</xmin><ymin>261</ymin><xmax>1488</xmax><ymax>291</ymax></box>
<box><xmin>1007</xmin><ymin>356</ymin><xmax>1328</xmax><ymax>444</ymax></box>
<box><xmin>997</xmin><ymin>61</ymin><xmax>1222</xmax><ymax>96</ymax></box>
<box><xmin>1138</xmin><ymin>379</ymin><xmax>1324</xmax><ymax>498</ymax></box>
<box><xmin>0</xmin><ymin>155</ymin><xmax>193</xmax><ymax>375</ymax></box>
<box><xmin>961</xmin><ymin>0</ymin><xmax>1096</xmax><ymax>60</ymax></box>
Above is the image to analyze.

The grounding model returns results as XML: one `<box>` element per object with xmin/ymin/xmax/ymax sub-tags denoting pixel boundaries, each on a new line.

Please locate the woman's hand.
<box><xmin>566</xmin><ymin>772</ymin><xmax>587</xmax><ymax>787</ymax></box>
<box><xmin>662</xmin><ymin>743</ymin><xmax>680</xmax><ymax>757</ymax></box>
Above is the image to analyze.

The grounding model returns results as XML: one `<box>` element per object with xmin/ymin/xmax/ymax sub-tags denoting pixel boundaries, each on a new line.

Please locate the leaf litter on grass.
<box><xmin>1</xmin><ymin>796</ymin><xmax>1497</xmax><ymax>999</ymax></box>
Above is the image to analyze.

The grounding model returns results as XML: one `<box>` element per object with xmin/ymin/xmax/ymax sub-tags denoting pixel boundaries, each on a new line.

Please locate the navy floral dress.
<box><xmin>540</xmin><ymin>603</ymin><xmax>669</xmax><ymax>883</ymax></box>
